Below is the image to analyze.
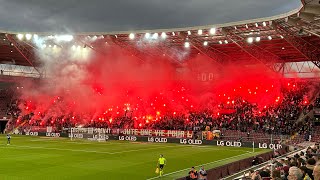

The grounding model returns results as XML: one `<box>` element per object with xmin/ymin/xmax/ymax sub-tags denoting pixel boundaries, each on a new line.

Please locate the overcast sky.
<box><xmin>0</xmin><ymin>0</ymin><xmax>301</xmax><ymax>33</ymax></box>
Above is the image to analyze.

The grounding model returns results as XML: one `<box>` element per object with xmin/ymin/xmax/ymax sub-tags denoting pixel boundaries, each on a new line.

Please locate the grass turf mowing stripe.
<box><xmin>0</xmin><ymin>144</ymin><xmax>187</xmax><ymax>155</ymax></box>
<box><xmin>0</xmin><ymin>135</ymin><xmax>269</xmax><ymax>179</ymax></box>
<box><xmin>2</xmin><ymin>143</ymin><xmax>250</xmax><ymax>154</ymax></box>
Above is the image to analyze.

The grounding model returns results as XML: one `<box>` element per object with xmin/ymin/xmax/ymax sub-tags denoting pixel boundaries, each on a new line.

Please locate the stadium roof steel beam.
<box><xmin>179</xmin><ymin>33</ymin><xmax>225</xmax><ymax>67</ymax></box>
<box><xmin>154</xmin><ymin>45</ymin><xmax>184</xmax><ymax>66</ymax></box>
<box><xmin>78</xmin><ymin>39</ymin><xmax>101</xmax><ymax>54</ymax></box>
<box><xmin>134</xmin><ymin>36</ymin><xmax>183</xmax><ymax>66</ymax></box>
<box><xmin>189</xmin><ymin>41</ymin><xmax>224</xmax><ymax>66</ymax></box>
<box><xmin>222</xmin><ymin>28</ymin><xmax>284</xmax><ymax>72</ymax></box>
<box><xmin>5</xmin><ymin>34</ymin><xmax>42</xmax><ymax>76</ymax></box>
<box><xmin>108</xmin><ymin>35</ymin><xmax>149</xmax><ymax>62</ymax></box>
<box><xmin>109</xmin><ymin>34</ymin><xmax>183</xmax><ymax>67</ymax></box>
<box><xmin>283</xmin><ymin>61</ymin><xmax>318</xmax><ymax>73</ymax></box>
<box><xmin>277</xmin><ymin>61</ymin><xmax>320</xmax><ymax>78</ymax></box>
<box><xmin>273</xmin><ymin>21</ymin><xmax>320</xmax><ymax>69</ymax></box>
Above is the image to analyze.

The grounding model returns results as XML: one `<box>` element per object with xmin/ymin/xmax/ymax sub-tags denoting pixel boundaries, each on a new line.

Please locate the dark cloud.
<box><xmin>0</xmin><ymin>0</ymin><xmax>301</xmax><ymax>33</ymax></box>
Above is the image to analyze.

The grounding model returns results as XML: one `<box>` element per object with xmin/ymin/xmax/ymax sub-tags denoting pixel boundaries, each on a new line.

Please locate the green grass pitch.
<box><xmin>0</xmin><ymin>135</ymin><xmax>270</xmax><ymax>180</ymax></box>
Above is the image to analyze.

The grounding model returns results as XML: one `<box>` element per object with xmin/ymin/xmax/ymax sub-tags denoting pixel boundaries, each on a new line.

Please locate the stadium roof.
<box><xmin>0</xmin><ymin>0</ymin><xmax>301</xmax><ymax>33</ymax></box>
<box><xmin>0</xmin><ymin>0</ymin><xmax>319</xmax><ymax>78</ymax></box>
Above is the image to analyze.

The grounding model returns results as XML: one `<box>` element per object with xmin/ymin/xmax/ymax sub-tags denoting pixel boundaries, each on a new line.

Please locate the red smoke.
<box><xmin>16</xmin><ymin>46</ymin><xmax>294</xmax><ymax>127</ymax></box>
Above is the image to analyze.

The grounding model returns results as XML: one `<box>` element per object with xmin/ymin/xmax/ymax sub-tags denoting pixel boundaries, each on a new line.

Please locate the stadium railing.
<box><xmin>177</xmin><ymin>147</ymin><xmax>289</xmax><ymax>180</ymax></box>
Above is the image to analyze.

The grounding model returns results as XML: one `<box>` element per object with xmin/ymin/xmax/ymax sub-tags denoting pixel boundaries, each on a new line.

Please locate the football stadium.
<box><xmin>0</xmin><ymin>0</ymin><xmax>320</xmax><ymax>179</ymax></box>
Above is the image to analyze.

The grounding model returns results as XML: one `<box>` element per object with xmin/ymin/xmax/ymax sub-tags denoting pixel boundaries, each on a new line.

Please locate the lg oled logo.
<box><xmin>216</xmin><ymin>141</ymin><xmax>242</xmax><ymax>147</ymax></box>
<box><xmin>118</xmin><ymin>136</ymin><xmax>137</xmax><ymax>141</ymax></box>
<box><xmin>69</xmin><ymin>134</ymin><xmax>84</xmax><ymax>138</ymax></box>
<box><xmin>180</xmin><ymin>139</ymin><xmax>202</xmax><ymax>145</ymax></box>
<box><xmin>148</xmin><ymin>137</ymin><xmax>167</xmax><ymax>143</ymax></box>
<box><xmin>46</xmin><ymin>133</ymin><xmax>60</xmax><ymax>137</ymax></box>
<box><xmin>258</xmin><ymin>143</ymin><xmax>282</xmax><ymax>150</ymax></box>
<box><xmin>26</xmin><ymin>132</ymin><xmax>38</xmax><ymax>136</ymax></box>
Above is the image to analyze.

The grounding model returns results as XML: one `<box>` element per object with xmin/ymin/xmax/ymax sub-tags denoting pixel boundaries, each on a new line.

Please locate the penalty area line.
<box><xmin>146</xmin><ymin>152</ymin><xmax>253</xmax><ymax>180</ymax></box>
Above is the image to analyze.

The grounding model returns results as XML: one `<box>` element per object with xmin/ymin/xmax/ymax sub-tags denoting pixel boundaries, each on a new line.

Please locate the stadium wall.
<box><xmin>19</xmin><ymin>131</ymin><xmax>284</xmax><ymax>150</ymax></box>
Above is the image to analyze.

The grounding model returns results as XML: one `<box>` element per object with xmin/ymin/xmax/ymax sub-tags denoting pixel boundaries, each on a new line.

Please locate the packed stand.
<box><xmin>241</xmin><ymin>144</ymin><xmax>320</xmax><ymax>180</ymax></box>
<box><xmin>5</xmin><ymin>81</ymin><xmax>317</xmax><ymax>141</ymax></box>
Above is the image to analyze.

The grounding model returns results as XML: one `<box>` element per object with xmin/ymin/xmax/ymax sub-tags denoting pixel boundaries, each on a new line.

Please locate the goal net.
<box><xmin>69</xmin><ymin>127</ymin><xmax>109</xmax><ymax>142</ymax></box>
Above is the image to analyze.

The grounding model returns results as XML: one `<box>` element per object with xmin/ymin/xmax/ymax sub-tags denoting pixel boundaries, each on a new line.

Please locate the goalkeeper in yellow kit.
<box><xmin>157</xmin><ymin>154</ymin><xmax>167</xmax><ymax>176</ymax></box>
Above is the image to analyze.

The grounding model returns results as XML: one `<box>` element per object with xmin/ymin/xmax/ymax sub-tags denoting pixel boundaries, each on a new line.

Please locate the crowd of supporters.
<box><xmin>242</xmin><ymin>144</ymin><xmax>320</xmax><ymax>180</ymax></box>
<box><xmin>4</xmin><ymin>81</ymin><xmax>319</xmax><ymax>138</ymax></box>
<box><xmin>187</xmin><ymin>166</ymin><xmax>207</xmax><ymax>180</ymax></box>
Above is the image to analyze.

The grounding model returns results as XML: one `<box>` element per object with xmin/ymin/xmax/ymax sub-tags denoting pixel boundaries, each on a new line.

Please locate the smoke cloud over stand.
<box><xmin>15</xmin><ymin>42</ymin><xmax>292</xmax><ymax>127</ymax></box>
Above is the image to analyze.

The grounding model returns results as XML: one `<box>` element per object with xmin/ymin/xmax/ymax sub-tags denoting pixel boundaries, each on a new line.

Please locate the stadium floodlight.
<box><xmin>268</xmin><ymin>36</ymin><xmax>272</xmax><ymax>40</ymax></box>
<box><xmin>209</xmin><ymin>28</ymin><xmax>216</xmax><ymax>35</ymax></box>
<box><xmin>25</xmin><ymin>34</ymin><xmax>32</xmax><ymax>40</ymax></box>
<box><xmin>184</xmin><ymin>42</ymin><xmax>190</xmax><ymax>48</ymax></box>
<box><xmin>33</xmin><ymin>34</ymin><xmax>38</xmax><ymax>40</ymax></box>
<box><xmin>56</xmin><ymin>35</ymin><xmax>73</xmax><ymax>42</ymax></box>
<box><xmin>280</xmin><ymin>35</ymin><xmax>284</xmax><ymax>39</ymax></box>
<box><xmin>198</xmin><ymin>29</ymin><xmax>203</xmax><ymax>35</ymax></box>
<box><xmin>219</xmin><ymin>40</ymin><xmax>223</xmax><ymax>44</ymax></box>
<box><xmin>49</xmin><ymin>45</ymin><xmax>52</xmax><ymax>48</ymax></box>
<box><xmin>72</xmin><ymin>45</ymin><xmax>76</xmax><ymax>50</ymax></box>
<box><xmin>247</xmin><ymin>37</ymin><xmax>254</xmax><ymax>43</ymax></box>
<box><xmin>42</xmin><ymin>44</ymin><xmax>47</xmax><ymax>48</ymax></box>
<box><xmin>187</xmin><ymin>31</ymin><xmax>191</xmax><ymax>35</ymax></box>
<box><xmin>129</xmin><ymin>33</ymin><xmax>135</xmax><ymax>39</ymax></box>
<box><xmin>161</xmin><ymin>32</ymin><xmax>166</xmax><ymax>39</ymax></box>
<box><xmin>145</xmin><ymin>33</ymin><xmax>151</xmax><ymax>39</ymax></box>
<box><xmin>225</xmin><ymin>40</ymin><xmax>228</xmax><ymax>44</ymax></box>
<box><xmin>263</xmin><ymin>22</ymin><xmax>267</xmax><ymax>26</ymax></box>
<box><xmin>17</xmin><ymin>34</ymin><xmax>24</xmax><ymax>40</ymax></box>
<box><xmin>152</xmin><ymin>33</ymin><xmax>159</xmax><ymax>39</ymax></box>
<box><xmin>91</xmin><ymin>35</ymin><xmax>98</xmax><ymax>41</ymax></box>
<box><xmin>115</xmin><ymin>35</ymin><xmax>118</xmax><ymax>38</ymax></box>
<box><xmin>245</xmin><ymin>24</ymin><xmax>249</xmax><ymax>29</ymax></box>
<box><xmin>255</xmin><ymin>37</ymin><xmax>261</xmax><ymax>42</ymax></box>
<box><xmin>255</xmin><ymin>23</ymin><xmax>258</xmax><ymax>27</ymax></box>
<box><xmin>203</xmin><ymin>41</ymin><xmax>208</xmax><ymax>46</ymax></box>
<box><xmin>172</xmin><ymin>32</ymin><xmax>175</xmax><ymax>36</ymax></box>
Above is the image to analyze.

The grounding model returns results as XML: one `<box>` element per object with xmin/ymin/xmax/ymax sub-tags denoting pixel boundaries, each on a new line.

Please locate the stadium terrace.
<box><xmin>0</xmin><ymin>0</ymin><xmax>320</xmax><ymax>179</ymax></box>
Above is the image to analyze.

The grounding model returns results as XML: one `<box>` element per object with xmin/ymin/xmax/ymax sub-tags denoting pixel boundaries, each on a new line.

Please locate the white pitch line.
<box><xmin>29</xmin><ymin>139</ymin><xmax>164</xmax><ymax>146</ymax></box>
<box><xmin>29</xmin><ymin>139</ymin><xmax>179</xmax><ymax>148</ymax></box>
<box><xmin>0</xmin><ymin>144</ymin><xmax>182</xmax><ymax>155</ymax></box>
<box><xmin>30</xmin><ymin>140</ymin><xmax>123</xmax><ymax>146</ymax></box>
<box><xmin>1</xmin><ymin>145</ymin><xmax>114</xmax><ymax>154</ymax></box>
<box><xmin>146</xmin><ymin>152</ymin><xmax>252</xmax><ymax>180</ymax></box>
<box><xmin>109</xmin><ymin>145</ymin><xmax>181</xmax><ymax>154</ymax></box>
